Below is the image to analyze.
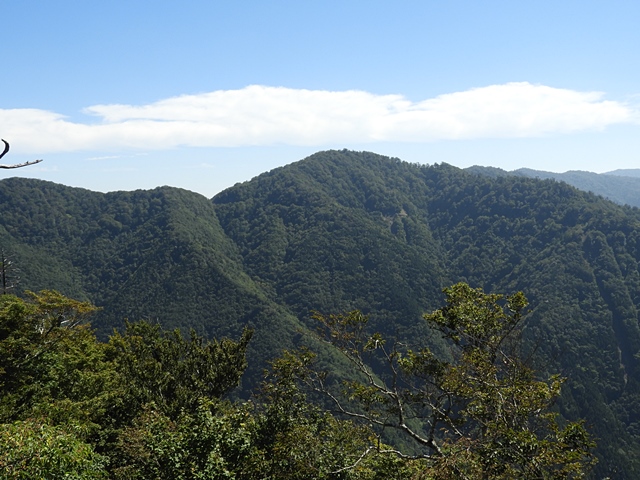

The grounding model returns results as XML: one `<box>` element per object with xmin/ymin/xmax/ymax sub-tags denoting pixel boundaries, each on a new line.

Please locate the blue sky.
<box><xmin>1</xmin><ymin>1</ymin><xmax>639</xmax><ymax>197</ymax></box>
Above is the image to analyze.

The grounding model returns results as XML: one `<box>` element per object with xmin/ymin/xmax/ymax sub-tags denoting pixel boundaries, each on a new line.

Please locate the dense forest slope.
<box><xmin>0</xmin><ymin>179</ymin><xmax>302</xmax><ymax>384</ymax></box>
<box><xmin>2</xmin><ymin>151</ymin><xmax>640</xmax><ymax>476</ymax></box>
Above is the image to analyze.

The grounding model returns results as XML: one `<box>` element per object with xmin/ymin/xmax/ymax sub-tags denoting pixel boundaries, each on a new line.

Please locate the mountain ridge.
<box><xmin>605</xmin><ymin>169</ymin><xmax>640</xmax><ymax>178</ymax></box>
<box><xmin>467</xmin><ymin>164</ymin><xmax>640</xmax><ymax>208</ymax></box>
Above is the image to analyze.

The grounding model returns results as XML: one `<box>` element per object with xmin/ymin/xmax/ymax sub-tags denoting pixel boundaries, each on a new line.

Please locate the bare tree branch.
<box><xmin>0</xmin><ymin>140</ymin><xmax>43</xmax><ymax>169</ymax></box>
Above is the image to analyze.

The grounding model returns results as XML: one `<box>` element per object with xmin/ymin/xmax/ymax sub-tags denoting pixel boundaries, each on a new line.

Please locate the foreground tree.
<box><xmin>0</xmin><ymin>291</ymin><xmax>258</xmax><ymax>478</ymax></box>
<box><xmin>0</xmin><ymin>290</ymin><xmax>101</xmax><ymax>423</ymax></box>
<box><xmin>248</xmin><ymin>350</ymin><xmax>426</xmax><ymax>479</ymax></box>
<box><xmin>0</xmin><ymin>291</ymin><xmax>110</xmax><ymax>479</ymax></box>
<box><xmin>0</xmin><ymin>285</ymin><xmax>595</xmax><ymax>478</ymax></box>
<box><xmin>308</xmin><ymin>283</ymin><xmax>596</xmax><ymax>479</ymax></box>
<box><xmin>110</xmin><ymin>348</ymin><xmax>419</xmax><ymax>480</ymax></box>
<box><xmin>108</xmin><ymin>321</ymin><xmax>253</xmax><ymax>419</ymax></box>
<box><xmin>0</xmin><ymin>419</ymin><xmax>107</xmax><ymax>479</ymax></box>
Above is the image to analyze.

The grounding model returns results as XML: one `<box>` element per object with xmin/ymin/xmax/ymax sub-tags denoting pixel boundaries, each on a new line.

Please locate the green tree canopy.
<box><xmin>308</xmin><ymin>283</ymin><xmax>596</xmax><ymax>479</ymax></box>
<box><xmin>108</xmin><ymin>321</ymin><xmax>253</xmax><ymax>419</ymax></box>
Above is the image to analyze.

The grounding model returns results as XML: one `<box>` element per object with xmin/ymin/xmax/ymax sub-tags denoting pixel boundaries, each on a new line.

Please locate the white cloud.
<box><xmin>86</xmin><ymin>155</ymin><xmax>123</xmax><ymax>161</ymax></box>
<box><xmin>0</xmin><ymin>83</ymin><xmax>635</xmax><ymax>154</ymax></box>
<box><xmin>86</xmin><ymin>153</ymin><xmax>149</xmax><ymax>161</ymax></box>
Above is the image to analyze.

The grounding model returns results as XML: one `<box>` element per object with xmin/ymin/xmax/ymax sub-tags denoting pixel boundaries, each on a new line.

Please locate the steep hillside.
<box><xmin>213</xmin><ymin>151</ymin><xmax>448</xmax><ymax>347</ymax></box>
<box><xmin>0</xmin><ymin>178</ymin><xmax>303</xmax><ymax>384</ymax></box>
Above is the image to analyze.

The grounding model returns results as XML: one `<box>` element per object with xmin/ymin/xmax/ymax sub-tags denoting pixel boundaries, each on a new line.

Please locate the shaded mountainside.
<box><xmin>213</xmin><ymin>151</ymin><xmax>448</xmax><ymax>342</ymax></box>
<box><xmin>467</xmin><ymin>164</ymin><xmax>640</xmax><ymax>208</ymax></box>
<box><xmin>2</xmin><ymin>151</ymin><xmax>640</xmax><ymax>476</ymax></box>
<box><xmin>0</xmin><ymin>178</ymin><xmax>303</xmax><ymax>384</ymax></box>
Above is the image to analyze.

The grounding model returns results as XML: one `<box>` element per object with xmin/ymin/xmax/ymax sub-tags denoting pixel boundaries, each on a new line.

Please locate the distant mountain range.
<box><xmin>467</xmin><ymin>165</ymin><xmax>640</xmax><ymax>208</ymax></box>
<box><xmin>2</xmin><ymin>151</ymin><xmax>640</xmax><ymax>476</ymax></box>
<box><xmin>607</xmin><ymin>169</ymin><xmax>640</xmax><ymax>178</ymax></box>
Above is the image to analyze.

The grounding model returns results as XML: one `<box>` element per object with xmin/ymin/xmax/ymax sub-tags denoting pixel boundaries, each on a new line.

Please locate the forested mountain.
<box><xmin>2</xmin><ymin>150</ymin><xmax>640</xmax><ymax>476</ymax></box>
<box><xmin>0</xmin><ymin>179</ymin><xmax>302</xmax><ymax>384</ymax></box>
<box><xmin>467</xmin><ymin>164</ymin><xmax>640</xmax><ymax>208</ymax></box>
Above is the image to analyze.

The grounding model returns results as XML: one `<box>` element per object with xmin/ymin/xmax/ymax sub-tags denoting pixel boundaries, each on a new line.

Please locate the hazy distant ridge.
<box><xmin>605</xmin><ymin>169</ymin><xmax>640</xmax><ymax>178</ymax></box>
<box><xmin>467</xmin><ymin>166</ymin><xmax>640</xmax><ymax>207</ymax></box>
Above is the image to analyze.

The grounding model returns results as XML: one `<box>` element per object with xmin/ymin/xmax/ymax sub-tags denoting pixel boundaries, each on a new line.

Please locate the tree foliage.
<box><xmin>0</xmin><ymin>290</ymin><xmax>99</xmax><ymax>423</ymax></box>
<box><xmin>108</xmin><ymin>321</ymin><xmax>253</xmax><ymax>419</ymax></box>
<box><xmin>0</xmin><ymin>419</ymin><xmax>107</xmax><ymax>480</ymax></box>
<box><xmin>308</xmin><ymin>283</ymin><xmax>595</xmax><ymax>478</ymax></box>
<box><xmin>0</xmin><ymin>291</ymin><xmax>262</xmax><ymax>478</ymax></box>
<box><xmin>0</xmin><ymin>286</ymin><xmax>600</xmax><ymax>478</ymax></box>
<box><xmin>0</xmin><ymin>290</ymin><xmax>409</xmax><ymax>479</ymax></box>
